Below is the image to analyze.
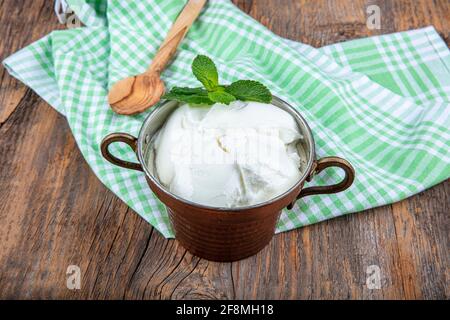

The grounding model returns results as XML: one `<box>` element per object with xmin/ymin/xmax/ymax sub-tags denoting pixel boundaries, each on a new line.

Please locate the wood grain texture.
<box><xmin>0</xmin><ymin>0</ymin><xmax>448</xmax><ymax>299</ymax></box>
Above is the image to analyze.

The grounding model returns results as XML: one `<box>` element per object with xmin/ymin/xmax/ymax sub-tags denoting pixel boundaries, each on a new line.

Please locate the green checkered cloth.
<box><xmin>4</xmin><ymin>0</ymin><xmax>450</xmax><ymax>238</ymax></box>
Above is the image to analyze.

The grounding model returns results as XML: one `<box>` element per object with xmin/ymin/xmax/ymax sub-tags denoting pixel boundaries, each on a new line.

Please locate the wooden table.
<box><xmin>0</xmin><ymin>0</ymin><xmax>448</xmax><ymax>300</ymax></box>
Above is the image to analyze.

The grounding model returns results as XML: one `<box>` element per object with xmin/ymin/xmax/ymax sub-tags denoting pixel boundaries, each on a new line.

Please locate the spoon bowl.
<box><xmin>108</xmin><ymin>72</ymin><xmax>165</xmax><ymax>115</ymax></box>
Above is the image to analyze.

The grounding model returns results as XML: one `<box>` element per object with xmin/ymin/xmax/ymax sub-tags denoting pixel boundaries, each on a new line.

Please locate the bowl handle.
<box><xmin>287</xmin><ymin>157</ymin><xmax>355</xmax><ymax>209</ymax></box>
<box><xmin>100</xmin><ymin>133</ymin><xmax>143</xmax><ymax>172</ymax></box>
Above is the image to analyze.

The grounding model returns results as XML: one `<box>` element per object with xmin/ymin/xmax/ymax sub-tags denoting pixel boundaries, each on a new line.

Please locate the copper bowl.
<box><xmin>101</xmin><ymin>97</ymin><xmax>355</xmax><ymax>261</ymax></box>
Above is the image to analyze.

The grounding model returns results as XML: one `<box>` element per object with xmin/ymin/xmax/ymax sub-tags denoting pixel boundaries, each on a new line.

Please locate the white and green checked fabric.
<box><xmin>3</xmin><ymin>0</ymin><xmax>450</xmax><ymax>238</ymax></box>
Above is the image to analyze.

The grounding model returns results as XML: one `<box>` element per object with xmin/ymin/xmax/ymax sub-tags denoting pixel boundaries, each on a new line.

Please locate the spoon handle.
<box><xmin>148</xmin><ymin>0</ymin><xmax>207</xmax><ymax>74</ymax></box>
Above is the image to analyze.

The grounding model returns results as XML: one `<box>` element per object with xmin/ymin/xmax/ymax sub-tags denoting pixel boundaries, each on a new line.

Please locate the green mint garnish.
<box><xmin>191</xmin><ymin>55</ymin><xmax>219</xmax><ymax>91</ymax></box>
<box><xmin>225</xmin><ymin>80</ymin><xmax>272</xmax><ymax>103</ymax></box>
<box><xmin>163</xmin><ymin>55</ymin><xmax>272</xmax><ymax>105</ymax></box>
<box><xmin>163</xmin><ymin>87</ymin><xmax>212</xmax><ymax>105</ymax></box>
<box><xmin>208</xmin><ymin>86</ymin><xmax>236</xmax><ymax>104</ymax></box>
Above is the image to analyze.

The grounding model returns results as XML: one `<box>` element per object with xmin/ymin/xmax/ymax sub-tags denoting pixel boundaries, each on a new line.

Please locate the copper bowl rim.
<box><xmin>136</xmin><ymin>96</ymin><xmax>316</xmax><ymax>212</ymax></box>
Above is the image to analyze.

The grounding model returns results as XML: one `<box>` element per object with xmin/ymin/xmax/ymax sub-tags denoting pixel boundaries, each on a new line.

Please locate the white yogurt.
<box><xmin>149</xmin><ymin>101</ymin><xmax>304</xmax><ymax>207</ymax></box>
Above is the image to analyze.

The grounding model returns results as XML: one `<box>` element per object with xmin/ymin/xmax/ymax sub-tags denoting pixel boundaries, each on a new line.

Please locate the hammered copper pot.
<box><xmin>101</xmin><ymin>97</ymin><xmax>355</xmax><ymax>262</ymax></box>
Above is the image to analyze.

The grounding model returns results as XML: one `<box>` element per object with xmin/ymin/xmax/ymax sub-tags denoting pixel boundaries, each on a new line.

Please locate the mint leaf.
<box><xmin>175</xmin><ymin>95</ymin><xmax>214</xmax><ymax>105</ymax></box>
<box><xmin>208</xmin><ymin>90</ymin><xmax>236</xmax><ymax>105</ymax></box>
<box><xmin>163</xmin><ymin>87</ymin><xmax>214</xmax><ymax>105</ymax></box>
<box><xmin>225</xmin><ymin>80</ymin><xmax>272</xmax><ymax>103</ymax></box>
<box><xmin>191</xmin><ymin>55</ymin><xmax>219</xmax><ymax>91</ymax></box>
<box><xmin>166</xmin><ymin>87</ymin><xmax>205</xmax><ymax>95</ymax></box>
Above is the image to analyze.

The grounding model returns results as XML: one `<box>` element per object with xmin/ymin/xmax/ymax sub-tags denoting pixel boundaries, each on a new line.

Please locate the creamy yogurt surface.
<box><xmin>148</xmin><ymin>101</ymin><xmax>304</xmax><ymax>207</ymax></box>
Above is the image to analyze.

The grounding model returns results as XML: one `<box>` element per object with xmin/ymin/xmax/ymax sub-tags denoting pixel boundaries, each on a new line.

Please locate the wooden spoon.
<box><xmin>108</xmin><ymin>0</ymin><xmax>207</xmax><ymax>115</ymax></box>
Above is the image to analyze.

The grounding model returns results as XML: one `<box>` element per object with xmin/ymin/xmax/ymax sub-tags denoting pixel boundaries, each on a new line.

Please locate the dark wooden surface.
<box><xmin>0</xmin><ymin>0</ymin><xmax>448</xmax><ymax>300</ymax></box>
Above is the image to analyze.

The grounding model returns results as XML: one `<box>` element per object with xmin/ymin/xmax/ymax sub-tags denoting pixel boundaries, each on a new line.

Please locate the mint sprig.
<box><xmin>163</xmin><ymin>55</ymin><xmax>272</xmax><ymax>105</ymax></box>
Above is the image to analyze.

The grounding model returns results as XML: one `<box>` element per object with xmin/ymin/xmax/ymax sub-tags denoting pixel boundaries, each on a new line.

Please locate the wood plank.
<box><xmin>0</xmin><ymin>0</ymin><xmax>64</xmax><ymax>124</ymax></box>
<box><xmin>391</xmin><ymin>183</ymin><xmax>449</xmax><ymax>299</ymax></box>
<box><xmin>0</xmin><ymin>0</ymin><xmax>448</xmax><ymax>299</ymax></box>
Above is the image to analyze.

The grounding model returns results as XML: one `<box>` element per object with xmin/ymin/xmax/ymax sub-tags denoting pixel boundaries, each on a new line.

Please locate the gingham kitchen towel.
<box><xmin>3</xmin><ymin>0</ymin><xmax>450</xmax><ymax>238</ymax></box>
